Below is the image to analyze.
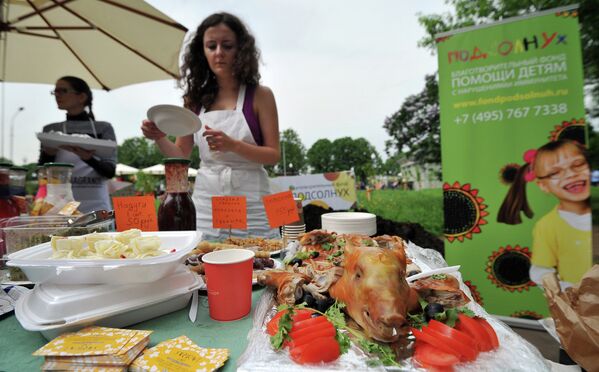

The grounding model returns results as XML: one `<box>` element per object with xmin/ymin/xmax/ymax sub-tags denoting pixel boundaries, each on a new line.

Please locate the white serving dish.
<box><xmin>147</xmin><ymin>104</ymin><xmax>202</xmax><ymax>136</ymax></box>
<box><xmin>15</xmin><ymin>268</ymin><xmax>200</xmax><ymax>340</ymax></box>
<box><xmin>321</xmin><ymin>212</ymin><xmax>377</xmax><ymax>236</ymax></box>
<box><xmin>6</xmin><ymin>231</ymin><xmax>201</xmax><ymax>285</ymax></box>
<box><xmin>36</xmin><ymin>132</ymin><xmax>117</xmax><ymax>157</ymax></box>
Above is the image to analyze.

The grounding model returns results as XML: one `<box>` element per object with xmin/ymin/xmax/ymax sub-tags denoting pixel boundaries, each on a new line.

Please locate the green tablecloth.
<box><xmin>0</xmin><ymin>288</ymin><xmax>265</xmax><ymax>372</ymax></box>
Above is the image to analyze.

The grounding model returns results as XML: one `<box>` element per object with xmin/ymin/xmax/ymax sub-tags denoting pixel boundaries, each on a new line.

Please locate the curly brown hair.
<box><xmin>179</xmin><ymin>12</ymin><xmax>261</xmax><ymax>110</ymax></box>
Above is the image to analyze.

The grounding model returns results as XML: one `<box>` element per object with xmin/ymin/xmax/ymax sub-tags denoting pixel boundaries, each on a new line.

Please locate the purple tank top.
<box><xmin>194</xmin><ymin>85</ymin><xmax>263</xmax><ymax>146</ymax></box>
<box><xmin>243</xmin><ymin>85</ymin><xmax>263</xmax><ymax>146</ymax></box>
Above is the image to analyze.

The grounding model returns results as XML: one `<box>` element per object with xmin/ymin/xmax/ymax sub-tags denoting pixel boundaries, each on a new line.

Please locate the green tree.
<box><xmin>268</xmin><ymin>129</ymin><xmax>307</xmax><ymax>176</ymax></box>
<box><xmin>331</xmin><ymin>137</ymin><xmax>381</xmax><ymax>184</ymax></box>
<box><xmin>117</xmin><ymin>136</ymin><xmax>200</xmax><ymax>169</ymax></box>
<box><xmin>118</xmin><ymin>137</ymin><xmax>163</xmax><ymax>169</ymax></box>
<box><xmin>418</xmin><ymin>0</ymin><xmax>599</xmax><ymax>117</ymax></box>
<box><xmin>307</xmin><ymin>139</ymin><xmax>335</xmax><ymax>173</ymax></box>
<box><xmin>383</xmin><ymin>74</ymin><xmax>440</xmax><ymax>165</ymax></box>
<box><xmin>380</xmin><ymin>152</ymin><xmax>405</xmax><ymax>176</ymax></box>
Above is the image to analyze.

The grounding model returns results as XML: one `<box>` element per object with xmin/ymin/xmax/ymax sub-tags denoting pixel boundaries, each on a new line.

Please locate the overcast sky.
<box><xmin>4</xmin><ymin>0</ymin><xmax>451</xmax><ymax>165</ymax></box>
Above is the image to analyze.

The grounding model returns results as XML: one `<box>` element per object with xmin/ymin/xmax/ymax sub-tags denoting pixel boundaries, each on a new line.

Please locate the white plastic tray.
<box><xmin>15</xmin><ymin>268</ymin><xmax>200</xmax><ymax>340</ymax></box>
<box><xmin>6</xmin><ymin>231</ymin><xmax>201</xmax><ymax>285</ymax></box>
<box><xmin>37</xmin><ymin>132</ymin><xmax>117</xmax><ymax>157</ymax></box>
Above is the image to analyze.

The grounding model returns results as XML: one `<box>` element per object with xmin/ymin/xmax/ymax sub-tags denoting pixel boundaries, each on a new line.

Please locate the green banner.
<box><xmin>437</xmin><ymin>6</ymin><xmax>591</xmax><ymax>317</ymax></box>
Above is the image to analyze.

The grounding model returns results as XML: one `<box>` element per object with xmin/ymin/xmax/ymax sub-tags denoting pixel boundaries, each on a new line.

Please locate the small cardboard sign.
<box><xmin>112</xmin><ymin>195</ymin><xmax>158</xmax><ymax>232</ymax></box>
<box><xmin>212</xmin><ymin>196</ymin><xmax>247</xmax><ymax>229</ymax></box>
<box><xmin>262</xmin><ymin>190</ymin><xmax>300</xmax><ymax>228</ymax></box>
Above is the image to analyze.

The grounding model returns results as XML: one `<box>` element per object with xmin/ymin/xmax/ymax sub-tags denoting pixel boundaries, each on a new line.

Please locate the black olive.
<box><xmin>311</xmin><ymin>313</ymin><xmax>321</xmax><ymax>318</ymax></box>
<box><xmin>310</xmin><ymin>251</ymin><xmax>320</xmax><ymax>258</ymax></box>
<box><xmin>263</xmin><ymin>258</ymin><xmax>275</xmax><ymax>268</ymax></box>
<box><xmin>298</xmin><ymin>292</ymin><xmax>316</xmax><ymax>307</ymax></box>
<box><xmin>315</xmin><ymin>297</ymin><xmax>335</xmax><ymax>313</ymax></box>
<box><xmin>253</xmin><ymin>259</ymin><xmax>265</xmax><ymax>270</ymax></box>
<box><xmin>407</xmin><ymin>270</ymin><xmax>420</xmax><ymax>277</ymax></box>
<box><xmin>424</xmin><ymin>303</ymin><xmax>445</xmax><ymax>321</ymax></box>
<box><xmin>289</xmin><ymin>258</ymin><xmax>303</xmax><ymax>267</ymax></box>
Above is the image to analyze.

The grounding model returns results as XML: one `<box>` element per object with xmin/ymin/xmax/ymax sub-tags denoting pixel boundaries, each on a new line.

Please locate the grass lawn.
<box><xmin>356</xmin><ymin>189</ymin><xmax>443</xmax><ymax>237</ymax></box>
<box><xmin>357</xmin><ymin>186</ymin><xmax>599</xmax><ymax>237</ymax></box>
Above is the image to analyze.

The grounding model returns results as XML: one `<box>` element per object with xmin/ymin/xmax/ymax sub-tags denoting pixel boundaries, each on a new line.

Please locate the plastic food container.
<box><xmin>0</xmin><ymin>216</ymin><xmax>114</xmax><ymax>282</ymax></box>
<box><xmin>15</xmin><ymin>268</ymin><xmax>200</xmax><ymax>340</ymax></box>
<box><xmin>321</xmin><ymin>212</ymin><xmax>377</xmax><ymax>236</ymax></box>
<box><xmin>0</xmin><ymin>216</ymin><xmax>114</xmax><ymax>255</ymax></box>
<box><xmin>6</xmin><ymin>231</ymin><xmax>201</xmax><ymax>285</ymax></box>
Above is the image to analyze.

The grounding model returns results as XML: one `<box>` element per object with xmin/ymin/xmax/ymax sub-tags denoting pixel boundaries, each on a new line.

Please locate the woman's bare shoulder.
<box><xmin>254</xmin><ymin>85</ymin><xmax>275</xmax><ymax>102</ymax></box>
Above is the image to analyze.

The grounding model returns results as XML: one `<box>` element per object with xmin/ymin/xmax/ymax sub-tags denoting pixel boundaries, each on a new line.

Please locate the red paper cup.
<box><xmin>201</xmin><ymin>248</ymin><xmax>255</xmax><ymax>321</ymax></box>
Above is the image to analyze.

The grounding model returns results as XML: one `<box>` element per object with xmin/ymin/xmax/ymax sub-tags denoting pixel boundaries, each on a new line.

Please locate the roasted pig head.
<box><xmin>329</xmin><ymin>239</ymin><xmax>412</xmax><ymax>342</ymax></box>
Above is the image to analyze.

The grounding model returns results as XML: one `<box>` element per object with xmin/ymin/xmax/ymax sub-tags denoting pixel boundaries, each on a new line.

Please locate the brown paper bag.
<box><xmin>542</xmin><ymin>265</ymin><xmax>599</xmax><ymax>372</ymax></box>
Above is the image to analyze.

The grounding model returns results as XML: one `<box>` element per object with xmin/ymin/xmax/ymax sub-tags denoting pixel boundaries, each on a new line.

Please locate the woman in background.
<box><xmin>39</xmin><ymin>76</ymin><xmax>116</xmax><ymax>213</ymax></box>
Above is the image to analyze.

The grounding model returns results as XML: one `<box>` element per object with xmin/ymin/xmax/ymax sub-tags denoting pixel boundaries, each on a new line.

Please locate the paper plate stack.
<box><xmin>321</xmin><ymin>212</ymin><xmax>377</xmax><ymax>236</ymax></box>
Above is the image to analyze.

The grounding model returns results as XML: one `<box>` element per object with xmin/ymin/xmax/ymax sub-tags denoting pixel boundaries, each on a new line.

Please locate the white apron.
<box><xmin>55</xmin><ymin>120</ymin><xmax>111</xmax><ymax>213</ymax></box>
<box><xmin>193</xmin><ymin>85</ymin><xmax>279</xmax><ymax>241</ymax></box>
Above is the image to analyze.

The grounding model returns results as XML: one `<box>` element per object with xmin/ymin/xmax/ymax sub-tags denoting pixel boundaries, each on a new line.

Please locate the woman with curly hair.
<box><xmin>142</xmin><ymin>12</ymin><xmax>280</xmax><ymax>240</ymax></box>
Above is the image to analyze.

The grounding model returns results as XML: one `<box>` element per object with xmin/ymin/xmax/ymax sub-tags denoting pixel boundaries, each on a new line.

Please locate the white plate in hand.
<box><xmin>147</xmin><ymin>104</ymin><xmax>202</xmax><ymax>136</ymax></box>
<box><xmin>36</xmin><ymin>132</ymin><xmax>117</xmax><ymax>157</ymax></box>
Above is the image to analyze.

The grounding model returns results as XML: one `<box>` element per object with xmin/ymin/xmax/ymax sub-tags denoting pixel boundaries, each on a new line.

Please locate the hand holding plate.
<box><xmin>141</xmin><ymin>119</ymin><xmax>166</xmax><ymax>141</ymax></box>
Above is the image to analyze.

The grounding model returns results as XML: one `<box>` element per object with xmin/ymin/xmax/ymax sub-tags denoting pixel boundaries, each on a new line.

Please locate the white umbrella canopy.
<box><xmin>115</xmin><ymin>163</ymin><xmax>138</xmax><ymax>176</ymax></box>
<box><xmin>141</xmin><ymin>163</ymin><xmax>164</xmax><ymax>175</ymax></box>
<box><xmin>141</xmin><ymin>164</ymin><xmax>197</xmax><ymax>177</ymax></box>
<box><xmin>0</xmin><ymin>0</ymin><xmax>188</xmax><ymax>90</ymax></box>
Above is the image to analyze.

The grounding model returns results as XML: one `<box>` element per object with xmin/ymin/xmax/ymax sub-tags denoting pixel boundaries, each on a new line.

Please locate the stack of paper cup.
<box><xmin>281</xmin><ymin>198</ymin><xmax>306</xmax><ymax>246</ymax></box>
<box><xmin>281</xmin><ymin>223</ymin><xmax>306</xmax><ymax>246</ymax></box>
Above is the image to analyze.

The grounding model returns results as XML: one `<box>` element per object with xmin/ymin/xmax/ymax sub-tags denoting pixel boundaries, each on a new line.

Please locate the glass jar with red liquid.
<box><xmin>158</xmin><ymin>158</ymin><xmax>196</xmax><ymax>231</ymax></box>
<box><xmin>0</xmin><ymin>162</ymin><xmax>19</xmax><ymax>219</ymax></box>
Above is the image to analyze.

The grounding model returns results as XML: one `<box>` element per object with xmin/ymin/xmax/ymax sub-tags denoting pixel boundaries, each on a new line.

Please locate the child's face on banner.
<box><xmin>535</xmin><ymin>144</ymin><xmax>590</xmax><ymax>202</ymax></box>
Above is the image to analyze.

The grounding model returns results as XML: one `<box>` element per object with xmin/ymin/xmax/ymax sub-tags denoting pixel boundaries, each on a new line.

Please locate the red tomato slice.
<box><xmin>290</xmin><ymin>315</ymin><xmax>329</xmax><ymax>331</ymax></box>
<box><xmin>414</xmin><ymin>341</ymin><xmax>459</xmax><ymax>368</ymax></box>
<box><xmin>455</xmin><ymin>314</ymin><xmax>492</xmax><ymax>352</ymax></box>
<box><xmin>289</xmin><ymin>326</ymin><xmax>337</xmax><ymax>348</ymax></box>
<box><xmin>290</xmin><ymin>336</ymin><xmax>340</xmax><ymax>364</ymax></box>
<box><xmin>474</xmin><ymin>317</ymin><xmax>499</xmax><ymax>350</ymax></box>
<box><xmin>266</xmin><ymin>309</ymin><xmax>314</xmax><ymax>336</ymax></box>
<box><xmin>428</xmin><ymin>320</ymin><xmax>480</xmax><ymax>352</ymax></box>
<box><xmin>411</xmin><ymin>328</ymin><xmax>461</xmax><ymax>359</ymax></box>
<box><xmin>420</xmin><ymin>326</ymin><xmax>478</xmax><ymax>362</ymax></box>
<box><xmin>289</xmin><ymin>319</ymin><xmax>335</xmax><ymax>340</ymax></box>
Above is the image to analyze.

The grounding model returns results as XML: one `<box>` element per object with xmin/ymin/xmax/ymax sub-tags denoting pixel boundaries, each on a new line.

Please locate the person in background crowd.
<box><xmin>39</xmin><ymin>76</ymin><xmax>116</xmax><ymax>213</ymax></box>
<box><xmin>497</xmin><ymin>140</ymin><xmax>592</xmax><ymax>290</ymax></box>
<box><xmin>141</xmin><ymin>12</ymin><xmax>280</xmax><ymax>240</ymax></box>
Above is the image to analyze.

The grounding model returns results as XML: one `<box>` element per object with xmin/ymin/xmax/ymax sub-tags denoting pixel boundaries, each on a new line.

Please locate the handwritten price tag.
<box><xmin>212</xmin><ymin>196</ymin><xmax>247</xmax><ymax>229</ymax></box>
<box><xmin>262</xmin><ymin>190</ymin><xmax>300</xmax><ymax>228</ymax></box>
<box><xmin>112</xmin><ymin>195</ymin><xmax>158</xmax><ymax>232</ymax></box>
